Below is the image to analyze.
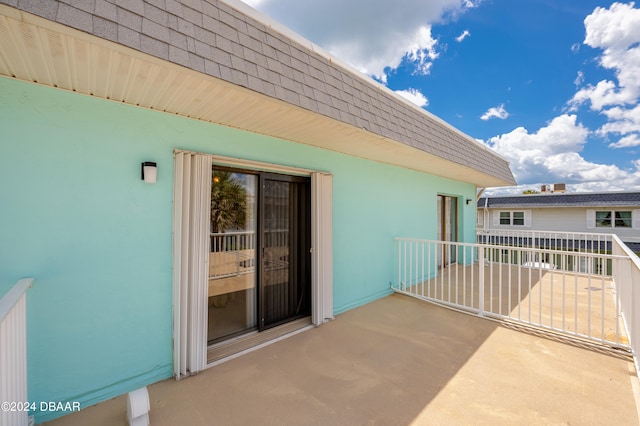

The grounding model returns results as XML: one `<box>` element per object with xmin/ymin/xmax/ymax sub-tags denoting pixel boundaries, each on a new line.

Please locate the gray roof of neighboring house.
<box><xmin>1</xmin><ymin>0</ymin><xmax>515</xmax><ymax>185</ymax></box>
<box><xmin>478</xmin><ymin>192</ymin><xmax>640</xmax><ymax>209</ymax></box>
<box><xmin>626</xmin><ymin>242</ymin><xmax>640</xmax><ymax>254</ymax></box>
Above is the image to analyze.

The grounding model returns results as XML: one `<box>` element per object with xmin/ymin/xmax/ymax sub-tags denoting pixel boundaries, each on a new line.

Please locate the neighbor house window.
<box><xmin>596</xmin><ymin>210</ymin><xmax>632</xmax><ymax>228</ymax></box>
<box><xmin>513</xmin><ymin>211</ymin><xmax>525</xmax><ymax>226</ymax></box>
<box><xmin>499</xmin><ymin>212</ymin><xmax>511</xmax><ymax>225</ymax></box>
<box><xmin>615</xmin><ymin>211</ymin><xmax>632</xmax><ymax>228</ymax></box>
<box><xmin>498</xmin><ymin>211</ymin><xmax>526</xmax><ymax>226</ymax></box>
<box><xmin>595</xmin><ymin>211</ymin><xmax>611</xmax><ymax>227</ymax></box>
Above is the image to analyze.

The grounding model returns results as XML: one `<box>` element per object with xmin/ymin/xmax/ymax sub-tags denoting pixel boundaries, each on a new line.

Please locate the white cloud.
<box><xmin>574</xmin><ymin>71</ymin><xmax>584</xmax><ymax>87</ymax></box>
<box><xmin>609</xmin><ymin>134</ymin><xmax>640</xmax><ymax>148</ymax></box>
<box><xmin>598</xmin><ymin>103</ymin><xmax>640</xmax><ymax>137</ymax></box>
<box><xmin>583</xmin><ymin>2</ymin><xmax>640</xmax><ymax>52</ymax></box>
<box><xmin>404</xmin><ymin>26</ymin><xmax>440</xmax><ymax>77</ymax></box>
<box><xmin>571</xmin><ymin>43</ymin><xmax>581</xmax><ymax>53</ymax></box>
<box><xmin>395</xmin><ymin>88</ymin><xmax>429</xmax><ymax>107</ymax></box>
<box><xmin>455</xmin><ymin>30</ymin><xmax>471</xmax><ymax>42</ymax></box>
<box><xmin>571</xmin><ymin>79</ymin><xmax>638</xmax><ymax>111</ymax></box>
<box><xmin>568</xmin><ymin>2</ymin><xmax>640</xmax><ymax>150</ymax></box>
<box><xmin>462</xmin><ymin>0</ymin><xmax>481</xmax><ymax>8</ymax></box>
<box><xmin>485</xmin><ymin>114</ymin><xmax>640</xmax><ymax>190</ymax></box>
<box><xmin>241</xmin><ymin>0</ymin><xmax>479</xmax><ymax>81</ymax></box>
<box><xmin>480</xmin><ymin>104</ymin><xmax>509</xmax><ymax>120</ymax></box>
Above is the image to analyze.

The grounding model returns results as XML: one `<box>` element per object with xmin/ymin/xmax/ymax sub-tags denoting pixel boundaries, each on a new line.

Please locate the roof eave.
<box><xmin>0</xmin><ymin>5</ymin><xmax>515</xmax><ymax>187</ymax></box>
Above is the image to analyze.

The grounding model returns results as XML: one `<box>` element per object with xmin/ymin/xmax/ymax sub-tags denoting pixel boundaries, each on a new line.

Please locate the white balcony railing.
<box><xmin>394</xmin><ymin>237</ymin><xmax>632</xmax><ymax>352</ymax></box>
<box><xmin>612</xmin><ymin>235</ymin><xmax>640</xmax><ymax>372</ymax></box>
<box><xmin>0</xmin><ymin>278</ymin><xmax>34</xmax><ymax>426</ymax></box>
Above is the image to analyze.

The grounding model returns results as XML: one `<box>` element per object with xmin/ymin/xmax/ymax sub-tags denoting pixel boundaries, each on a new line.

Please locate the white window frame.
<box><xmin>499</xmin><ymin>211</ymin><xmax>511</xmax><ymax>225</ymax></box>
<box><xmin>493</xmin><ymin>210</ymin><xmax>531</xmax><ymax>227</ymax></box>
<box><xmin>587</xmin><ymin>209</ymin><xmax>637</xmax><ymax>229</ymax></box>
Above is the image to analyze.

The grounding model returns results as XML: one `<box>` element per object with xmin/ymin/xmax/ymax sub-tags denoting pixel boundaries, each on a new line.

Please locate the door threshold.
<box><xmin>206</xmin><ymin>317</ymin><xmax>312</xmax><ymax>365</ymax></box>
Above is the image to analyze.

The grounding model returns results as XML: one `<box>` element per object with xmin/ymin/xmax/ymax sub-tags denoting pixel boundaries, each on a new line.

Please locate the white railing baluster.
<box><xmin>574</xmin><ymin>256</ymin><xmax>579</xmax><ymax>337</ymax></box>
<box><xmin>402</xmin><ymin>239</ymin><xmax>407</xmax><ymax>291</ymax></box>
<box><xmin>470</xmin><ymin>246</ymin><xmax>474</xmax><ymax>310</ymax></box>
<box><xmin>447</xmin><ymin>245</ymin><xmax>452</xmax><ymax>303</ymax></box>
<box><xmin>409</xmin><ymin>240</ymin><xmax>414</xmax><ymax>294</ymax></box>
<box><xmin>600</xmin><ymin>265</ymin><xmax>605</xmax><ymax>343</ymax></box>
<box><xmin>427</xmin><ymin>243</ymin><xmax>431</xmax><ymax>299</ymax></box>
<box><xmin>552</xmin><ymin>268</ymin><xmax>556</xmax><ymax>329</ymax></box>
<box><xmin>462</xmin><ymin>246</ymin><xmax>466</xmax><ymax>307</ymax></box>
<box><xmin>528</xmin><ymin>249</ymin><xmax>532</xmax><ymax>324</ymax></box>
<box><xmin>561</xmin><ymin>254</ymin><xmax>566</xmax><ymax>333</ymax></box>
<box><xmin>587</xmin><ymin>265</ymin><xmax>592</xmax><ymax>339</ymax></box>
<box><xmin>516</xmin><ymin>250</ymin><xmax>522</xmax><ymax>321</ymax></box>
<box><xmin>478</xmin><ymin>246</ymin><xmax>484</xmax><ymax>316</ymax></box>
<box><xmin>538</xmin><ymin>262</ymin><xmax>543</xmax><ymax>325</ymax></box>
<box><xmin>489</xmin><ymin>250</ymin><xmax>494</xmax><ymax>314</ymax></box>
<box><xmin>507</xmin><ymin>249</ymin><xmax>519</xmax><ymax>316</ymax></box>
<box><xmin>499</xmin><ymin>249</ymin><xmax>503</xmax><ymax>316</ymax></box>
<box><xmin>397</xmin><ymin>238</ymin><xmax>401</xmax><ymax>291</ymax></box>
<box><xmin>420</xmin><ymin>241</ymin><xmax>424</xmax><ymax>297</ymax></box>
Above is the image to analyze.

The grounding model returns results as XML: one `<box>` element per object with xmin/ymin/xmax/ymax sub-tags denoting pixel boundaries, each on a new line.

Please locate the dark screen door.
<box><xmin>259</xmin><ymin>174</ymin><xmax>311</xmax><ymax>330</ymax></box>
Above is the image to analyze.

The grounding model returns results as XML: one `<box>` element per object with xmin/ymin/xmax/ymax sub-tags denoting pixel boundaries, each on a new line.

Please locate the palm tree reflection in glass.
<box><xmin>210</xmin><ymin>171</ymin><xmax>250</xmax><ymax>309</ymax></box>
<box><xmin>211</xmin><ymin>171</ymin><xmax>247</xmax><ymax>233</ymax></box>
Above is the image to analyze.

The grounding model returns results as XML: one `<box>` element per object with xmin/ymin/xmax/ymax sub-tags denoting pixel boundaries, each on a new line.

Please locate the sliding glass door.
<box><xmin>208</xmin><ymin>168</ymin><xmax>311</xmax><ymax>345</ymax></box>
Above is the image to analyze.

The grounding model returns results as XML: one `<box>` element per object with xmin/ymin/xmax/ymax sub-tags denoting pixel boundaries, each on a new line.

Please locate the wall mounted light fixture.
<box><xmin>141</xmin><ymin>162</ymin><xmax>157</xmax><ymax>184</ymax></box>
<box><xmin>466</xmin><ymin>198</ymin><xmax>473</xmax><ymax>205</ymax></box>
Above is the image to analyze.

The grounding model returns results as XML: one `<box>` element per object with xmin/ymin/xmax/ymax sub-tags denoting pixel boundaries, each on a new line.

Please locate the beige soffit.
<box><xmin>0</xmin><ymin>4</ymin><xmax>514</xmax><ymax>187</ymax></box>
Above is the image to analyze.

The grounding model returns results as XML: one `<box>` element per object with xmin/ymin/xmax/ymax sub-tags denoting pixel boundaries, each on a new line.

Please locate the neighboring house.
<box><xmin>477</xmin><ymin>192</ymin><xmax>640</xmax><ymax>252</ymax></box>
<box><xmin>0</xmin><ymin>1</ymin><xmax>514</xmax><ymax>423</ymax></box>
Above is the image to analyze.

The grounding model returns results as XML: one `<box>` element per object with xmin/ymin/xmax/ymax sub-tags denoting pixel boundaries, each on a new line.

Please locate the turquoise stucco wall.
<box><xmin>0</xmin><ymin>76</ymin><xmax>476</xmax><ymax>422</ymax></box>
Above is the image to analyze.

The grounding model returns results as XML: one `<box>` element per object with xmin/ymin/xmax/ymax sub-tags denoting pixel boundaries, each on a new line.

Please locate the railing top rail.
<box><xmin>0</xmin><ymin>278</ymin><xmax>33</xmax><ymax>322</ymax></box>
<box><xmin>394</xmin><ymin>237</ymin><xmax>478</xmax><ymax>247</ymax></box>
<box><xmin>395</xmin><ymin>237</ymin><xmax>629</xmax><ymax>260</ymax></box>
<box><xmin>484</xmin><ymin>244</ymin><xmax>628</xmax><ymax>260</ymax></box>
<box><xmin>477</xmin><ymin>229</ymin><xmax>614</xmax><ymax>239</ymax></box>
<box><xmin>612</xmin><ymin>234</ymin><xmax>640</xmax><ymax>267</ymax></box>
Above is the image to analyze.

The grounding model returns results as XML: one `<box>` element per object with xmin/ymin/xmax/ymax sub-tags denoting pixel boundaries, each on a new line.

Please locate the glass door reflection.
<box><xmin>208</xmin><ymin>170</ymin><xmax>257</xmax><ymax>344</ymax></box>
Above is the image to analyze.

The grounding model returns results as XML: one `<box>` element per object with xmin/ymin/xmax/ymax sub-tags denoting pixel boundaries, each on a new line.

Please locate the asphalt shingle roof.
<box><xmin>3</xmin><ymin>0</ymin><xmax>515</xmax><ymax>185</ymax></box>
<box><xmin>478</xmin><ymin>192</ymin><xmax>640</xmax><ymax>209</ymax></box>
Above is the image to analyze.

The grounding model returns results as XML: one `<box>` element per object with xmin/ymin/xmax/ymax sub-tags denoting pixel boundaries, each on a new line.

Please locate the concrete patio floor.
<box><xmin>45</xmin><ymin>294</ymin><xmax>640</xmax><ymax>425</ymax></box>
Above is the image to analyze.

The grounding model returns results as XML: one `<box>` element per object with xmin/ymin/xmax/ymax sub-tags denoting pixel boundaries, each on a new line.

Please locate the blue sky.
<box><xmin>240</xmin><ymin>0</ymin><xmax>640</xmax><ymax>194</ymax></box>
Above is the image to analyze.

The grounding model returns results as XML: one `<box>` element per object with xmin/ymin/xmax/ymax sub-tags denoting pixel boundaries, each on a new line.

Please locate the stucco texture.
<box><xmin>0</xmin><ymin>76</ymin><xmax>476</xmax><ymax>422</ymax></box>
